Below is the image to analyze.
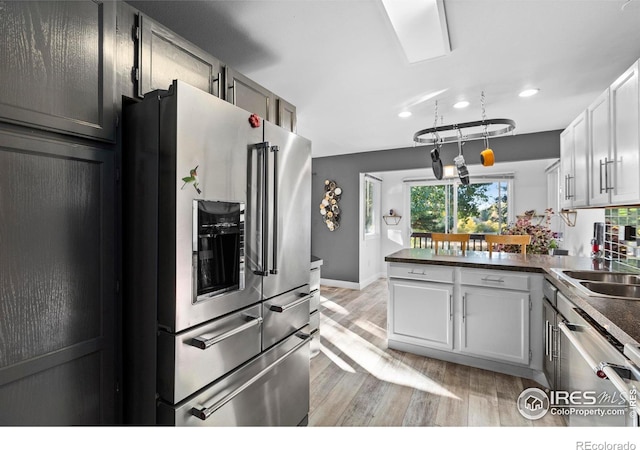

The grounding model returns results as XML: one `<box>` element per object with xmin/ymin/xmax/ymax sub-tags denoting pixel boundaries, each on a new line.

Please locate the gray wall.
<box><xmin>311</xmin><ymin>130</ymin><xmax>562</xmax><ymax>283</ymax></box>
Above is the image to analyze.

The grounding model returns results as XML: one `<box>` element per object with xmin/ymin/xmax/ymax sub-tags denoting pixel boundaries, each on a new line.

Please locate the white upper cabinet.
<box><xmin>560</xmin><ymin>111</ymin><xmax>589</xmax><ymax>209</ymax></box>
<box><xmin>567</xmin><ymin>59</ymin><xmax>640</xmax><ymax>209</ymax></box>
<box><xmin>588</xmin><ymin>89</ymin><xmax>611</xmax><ymax>206</ymax></box>
<box><xmin>610</xmin><ymin>61</ymin><xmax>640</xmax><ymax>205</ymax></box>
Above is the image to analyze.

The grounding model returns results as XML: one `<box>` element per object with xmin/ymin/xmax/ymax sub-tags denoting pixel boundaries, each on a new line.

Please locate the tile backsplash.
<box><xmin>605</xmin><ymin>207</ymin><xmax>640</xmax><ymax>271</ymax></box>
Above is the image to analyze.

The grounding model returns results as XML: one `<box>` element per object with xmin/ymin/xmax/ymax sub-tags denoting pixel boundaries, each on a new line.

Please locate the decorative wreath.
<box><xmin>319</xmin><ymin>179</ymin><xmax>342</xmax><ymax>231</ymax></box>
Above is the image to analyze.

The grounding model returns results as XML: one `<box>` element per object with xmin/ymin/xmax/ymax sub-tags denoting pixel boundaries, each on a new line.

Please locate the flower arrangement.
<box><xmin>501</xmin><ymin>208</ymin><xmax>557</xmax><ymax>255</ymax></box>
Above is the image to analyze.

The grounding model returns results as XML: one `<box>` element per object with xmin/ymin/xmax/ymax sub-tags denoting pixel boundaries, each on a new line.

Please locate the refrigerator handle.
<box><xmin>261</xmin><ymin>143</ymin><xmax>270</xmax><ymax>276</ymax></box>
<box><xmin>270</xmin><ymin>145</ymin><xmax>279</xmax><ymax>275</ymax></box>
<box><xmin>248</xmin><ymin>142</ymin><xmax>270</xmax><ymax>277</ymax></box>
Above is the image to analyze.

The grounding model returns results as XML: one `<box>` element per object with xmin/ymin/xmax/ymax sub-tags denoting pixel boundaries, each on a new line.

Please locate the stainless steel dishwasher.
<box><xmin>557</xmin><ymin>292</ymin><xmax>639</xmax><ymax>427</ymax></box>
<box><xmin>542</xmin><ymin>280</ymin><xmax>561</xmax><ymax>391</ymax></box>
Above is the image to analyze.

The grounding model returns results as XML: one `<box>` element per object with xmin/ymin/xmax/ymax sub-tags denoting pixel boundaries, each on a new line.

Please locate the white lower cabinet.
<box><xmin>388</xmin><ymin>264</ymin><xmax>541</xmax><ymax>377</ymax></box>
<box><xmin>388</xmin><ymin>278</ymin><xmax>453</xmax><ymax>350</ymax></box>
<box><xmin>459</xmin><ymin>286</ymin><xmax>530</xmax><ymax>365</ymax></box>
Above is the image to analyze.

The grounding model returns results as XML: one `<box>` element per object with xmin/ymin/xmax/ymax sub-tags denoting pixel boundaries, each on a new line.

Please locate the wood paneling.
<box><xmin>0</xmin><ymin>352</ymin><xmax>102</xmax><ymax>425</ymax></box>
<box><xmin>0</xmin><ymin>128</ymin><xmax>115</xmax><ymax>424</ymax></box>
<box><xmin>0</xmin><ymin>1</ymin><xmax>116</xmax><ymax>141</ymax></box>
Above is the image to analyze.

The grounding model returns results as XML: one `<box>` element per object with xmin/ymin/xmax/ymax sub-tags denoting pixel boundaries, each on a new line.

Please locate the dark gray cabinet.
<box><xmin>226</xmin><ymin>66</ymin><xmax>275</xmax><ymax>122</ymax></box>
<box><xmin>0</xmin><ymin>1</ymin><xmax>116</xmax><ymax>142</ymax></box>
<box><xmin>136</xmin><ymin>13</ymin><xmax>223</xmax><ymax>98</ymax></box>
<box><xmin>278</xmin><ymin>97</ymin><xmax>297</xmax><ymax>133</ymax></box>
<box><xmin>0</xmin><ymin>128</ymin><xmax>116</xmax><ymax>425</ymax></box>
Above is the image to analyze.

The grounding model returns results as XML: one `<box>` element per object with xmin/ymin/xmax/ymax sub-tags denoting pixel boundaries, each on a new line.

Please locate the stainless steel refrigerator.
<box><xmin>123</xmin><ymin>80</ymin><xmax>312</xmax><ymax>426</ymax></box>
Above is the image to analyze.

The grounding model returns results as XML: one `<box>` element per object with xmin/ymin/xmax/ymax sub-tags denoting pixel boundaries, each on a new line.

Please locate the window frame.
<box><xmin>406</xmin><ymin>176</ymin><xmax>514</xmax><ymax>234</ymax></box>
<box><xmin>363</xmin><ymin>174</ymin><xmax>381</xmax><ymax>240</ymax></box>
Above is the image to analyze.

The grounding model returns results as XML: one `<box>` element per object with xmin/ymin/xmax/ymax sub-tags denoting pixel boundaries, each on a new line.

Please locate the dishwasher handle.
<box><xmin>558</xmin><ymin>322</ymin><xmax>601</xmax><ymax>374</ymax></box>
<box><xmin>599</xmin><ymin>362</ymin><xmax>640</xmax><ymax>418</ymax></box>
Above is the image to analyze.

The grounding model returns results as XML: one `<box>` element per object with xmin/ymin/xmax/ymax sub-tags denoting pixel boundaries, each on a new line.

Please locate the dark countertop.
<box><xmin>311</xmin><ymin>255</ymin><xmax>323</xmax><ymax>269</ymax></box>
<box><xmin>385</xmin><ymin>248</ymin><xmax>640</xmax><ymax>348</ymax></box>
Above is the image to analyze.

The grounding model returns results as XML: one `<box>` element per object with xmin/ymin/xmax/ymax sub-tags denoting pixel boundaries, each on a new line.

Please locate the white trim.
<box><xmin>320</xmin><ymin>274</ymin><xmax>387</xmax><ymax>291</ymax></box>
<box><xmin>360</xmin><ymin>272</ymin><xmax>386</xmax><ymax>290</ymax></box>
<box><xmin>320</xmin><ymin>278</ymin><xmax>361</xmax><ymax>290</ymax></box>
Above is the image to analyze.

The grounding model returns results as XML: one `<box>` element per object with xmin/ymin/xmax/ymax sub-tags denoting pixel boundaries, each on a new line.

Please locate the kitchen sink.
<box><xmin>550</xmin><ymin>268</ymin><xmax>640</xmax><ymax>300</ymax></box>
<box><xmin>562</xmin><ymin>270</ymin><xmax>640</xmax><ymax>285</ymax></box>
<box><xmin>579</xmin><ymin>281</ymin><xmax>640</xmax><ymax>300</ymax></box>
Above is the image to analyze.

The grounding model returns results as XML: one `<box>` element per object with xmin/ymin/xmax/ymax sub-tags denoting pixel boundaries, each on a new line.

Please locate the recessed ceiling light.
<box><xmin>519</xmin><ymin>88</ymin><xmax>540</xmax><ymax>98</ymax></box>
<box><xmin>398</xmin><ymin>111</ymin><xmax>412</xmax><ymax>118</ymax></box>
<box><xmin>453</xmin><ymin>101</ymin><xmax>469</xmax><ymax>109</ymax></box>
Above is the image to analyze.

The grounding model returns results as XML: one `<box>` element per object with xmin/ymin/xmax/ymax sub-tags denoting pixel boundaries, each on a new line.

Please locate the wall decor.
<box><xmin>320</xmin><ymin>179</ymin><xmax>342</xmax><ymax>231</ymax></box>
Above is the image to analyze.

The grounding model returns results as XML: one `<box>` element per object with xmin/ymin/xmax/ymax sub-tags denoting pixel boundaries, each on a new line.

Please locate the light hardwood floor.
<box><xmin>309</xmin><ymin>279</ymin><xmax>565</xmax><ymax>427</ymax></box>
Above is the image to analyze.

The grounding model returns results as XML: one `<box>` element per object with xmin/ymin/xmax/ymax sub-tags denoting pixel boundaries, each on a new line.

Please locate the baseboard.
<box><xmin>387</xmin><ymin>338</ymin><xmax>541</xmax><ymax>382</ymax></box>
<box><xmin>321</xmin><ymin>274</ymin><xmax>386</xmax><ymax>291</ymax></box>
<box><xmin>359</xmin><ymin>272</ymin><xmax>386</xmax><ymax>290</ymax></box>
<box><xmin>319</xmin><ymin>278</ymin><xmax>361</xmax><ymax>290</ymax></box>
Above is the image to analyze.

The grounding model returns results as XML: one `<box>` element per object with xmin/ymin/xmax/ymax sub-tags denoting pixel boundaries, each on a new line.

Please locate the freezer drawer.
<box><xmin>157</xmin><ymin>304</ymin><xmax>262</xmax><ymax>404</ymax></box>
<box><xmin>157</xmin><ymin>328</ymin><xmax>311</xmax><ymax>426</ymax></box>
<box><xmin>263</xmin><ymin>285</ymin><xmax>311</xmax><ymax>350</ymax></box>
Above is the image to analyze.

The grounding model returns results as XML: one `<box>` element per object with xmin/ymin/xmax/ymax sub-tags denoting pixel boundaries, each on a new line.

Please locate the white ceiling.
<box><xmin>128</xmin><ymin>0</ymin><xmax>640</xmax><ymax>158</ymax></box>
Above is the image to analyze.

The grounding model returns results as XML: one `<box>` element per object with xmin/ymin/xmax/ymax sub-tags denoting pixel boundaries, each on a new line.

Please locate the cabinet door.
<box><xmin>388</xmin><ymin>279</ymin><xmax>453</xmax><ymax>350</ymax></box>
<box><xmin>610</xmin><ymin>61</ymin><xmax>640</xmax><ymax>205</ymax></box>
<box><xmin>0</xmin><ymin>129</ymin><xmax>116</xmax><ymax>424</ymax></box>
<box><xmin>277</xmin><ymin>97</ymin><xmax>297</xmax><ymax>133</ymax></box>
<box><xmin>137</xmin><ymin>13</ymin><xmax>223</xmax><ymax>98</ymax></box>
<box><xmin>459</xmin><ymin>287</ymin><xmax>530</xmax><ymax>365</ymax></box>
<box><xmin>588</xmin><ymin>89</ymin><xmax>611</xmax><ymax>206</ymax></box>
<box><xmin>226</xmin><ymin>67</ymin><xmax>275</xmax><ymax>122</ymax></box>
<box><xmin>572</xmin><ymin>112</ymin><xmax>589</xmax><ymax>207</ymax></box>
<box><xmin>559</xmin><ymin>128</ymin><xmax>573</xmax><ymax>210</ymax></box>
<box><xmin>0</xmin><ymin>1</ymin><xmax>115</xmax><ymax>141</ymax></box>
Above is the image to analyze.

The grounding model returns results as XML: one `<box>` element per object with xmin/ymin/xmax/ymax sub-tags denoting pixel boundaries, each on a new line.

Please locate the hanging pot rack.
<box><xmin>413</xmin><ymin>118</ymin><xmax>516</xmax><ymax>145</ymax></box>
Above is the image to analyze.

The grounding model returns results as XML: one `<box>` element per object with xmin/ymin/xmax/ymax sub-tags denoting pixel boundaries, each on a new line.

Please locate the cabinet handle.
<box><xmin>604</xmin><ymin>157</ymin><xmax>615</xmax><ymax>192</ymax></box>
<box><xmin>567</xmin><ymin>175</ymin><xmax>575</xmax><ymax>199</ymax></box>
<box><xmin>449</xmin><ymin>294</ymin><xmax>453</xmax><ymax>321</ymax></box>
<box><xmin>480</xmin><ymin>276</ymin><xmax>504</xmax><ymax>283</ymax></box>
<box><xmin>552</xmin><ymin>326</ymin><xmax>559</xmax><ymax>361</ymax></box>
<box><xmin>213</xmin><ymin>72</ymin><xmax>222</xmax><ymax>99</ymax></box>
<box><xmin>599</xmin><ymin>159</ymin><xmax>605</xmax><ymax>194</ymax></box>
<box><xmin>408</xmin><ymin>269</ymin><xmax>426</xmax><ymax>275</ymax></box>
<box><xmin>462</xmin><ymin>294</ymin><xmax>466</xmax><ymax>322</ymax></box>
<box><xmin>545</xmin><ymin>320</ymin><xmax>550</xmax><ymax>358</ymax></box>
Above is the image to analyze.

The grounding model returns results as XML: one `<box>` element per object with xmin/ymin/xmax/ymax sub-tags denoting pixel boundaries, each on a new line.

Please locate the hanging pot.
<box><xmin>430</xmin><ymin>147</ymin><xmax>443</xmax><ymax>180</ymax></box>
<box><xmin>480</xmin><ymin>148</ymin><xmax>495</xmax><ymax>166</ymax></box>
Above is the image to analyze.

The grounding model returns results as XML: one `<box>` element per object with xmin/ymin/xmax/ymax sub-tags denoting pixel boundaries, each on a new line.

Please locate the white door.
<box><xmin>587</xmin><ymin>89</ymin><xmax>611</xmax><ymax>206</ymax></box>
<box><xmin>388</xmin><ymin>278</ymin><xmax>453</xmax><ymax>350</ymax></box>
<box><xmin>610</xmin><ymin>61</ymin><xmax>640</xmax><ymax>205</ymax></box>
<box><xmin>459</xmin><ymin>286</ymin><xmax>530</xmax><ymax>365</ymax></box>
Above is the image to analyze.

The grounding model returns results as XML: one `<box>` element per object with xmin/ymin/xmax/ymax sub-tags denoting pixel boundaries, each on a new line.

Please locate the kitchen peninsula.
<box><xmin>384</xmin><ymin>248</ymin><xmax>640</xmax><ymax>385</ymax></box>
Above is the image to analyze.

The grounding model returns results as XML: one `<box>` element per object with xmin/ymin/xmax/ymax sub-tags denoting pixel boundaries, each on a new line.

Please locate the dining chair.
<box><xmin>485</xmin><ymin>234</ymin><xmax>532</xmax><ymax>256</ymax></box>
<box><xmin>431</xmin><ymin>232</ymin><xmax>470</xmax><ymax>255</ymax></box>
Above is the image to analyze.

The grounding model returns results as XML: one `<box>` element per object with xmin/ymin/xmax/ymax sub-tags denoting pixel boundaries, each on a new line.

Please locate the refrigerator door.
<box><xmin>262</xmin><ymin>122</ymin><xmax>312</xmax><ymax>299</ymax></box>
<box><xmin>158</xmin><ymin>80</ymin><xmax>264</xmax><ymax>332</ymax></box>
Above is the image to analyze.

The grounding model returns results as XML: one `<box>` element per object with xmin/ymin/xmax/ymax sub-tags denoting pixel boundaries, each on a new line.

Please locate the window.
<box><xmin>409</xmin><ymin>178</ymin><xmax>512</xmax><ymax>236</ymax></box>
<box><xmin>363</xmin><ymin>175</ymin><xmax>380</xmax><ymax>238</ymax></box>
